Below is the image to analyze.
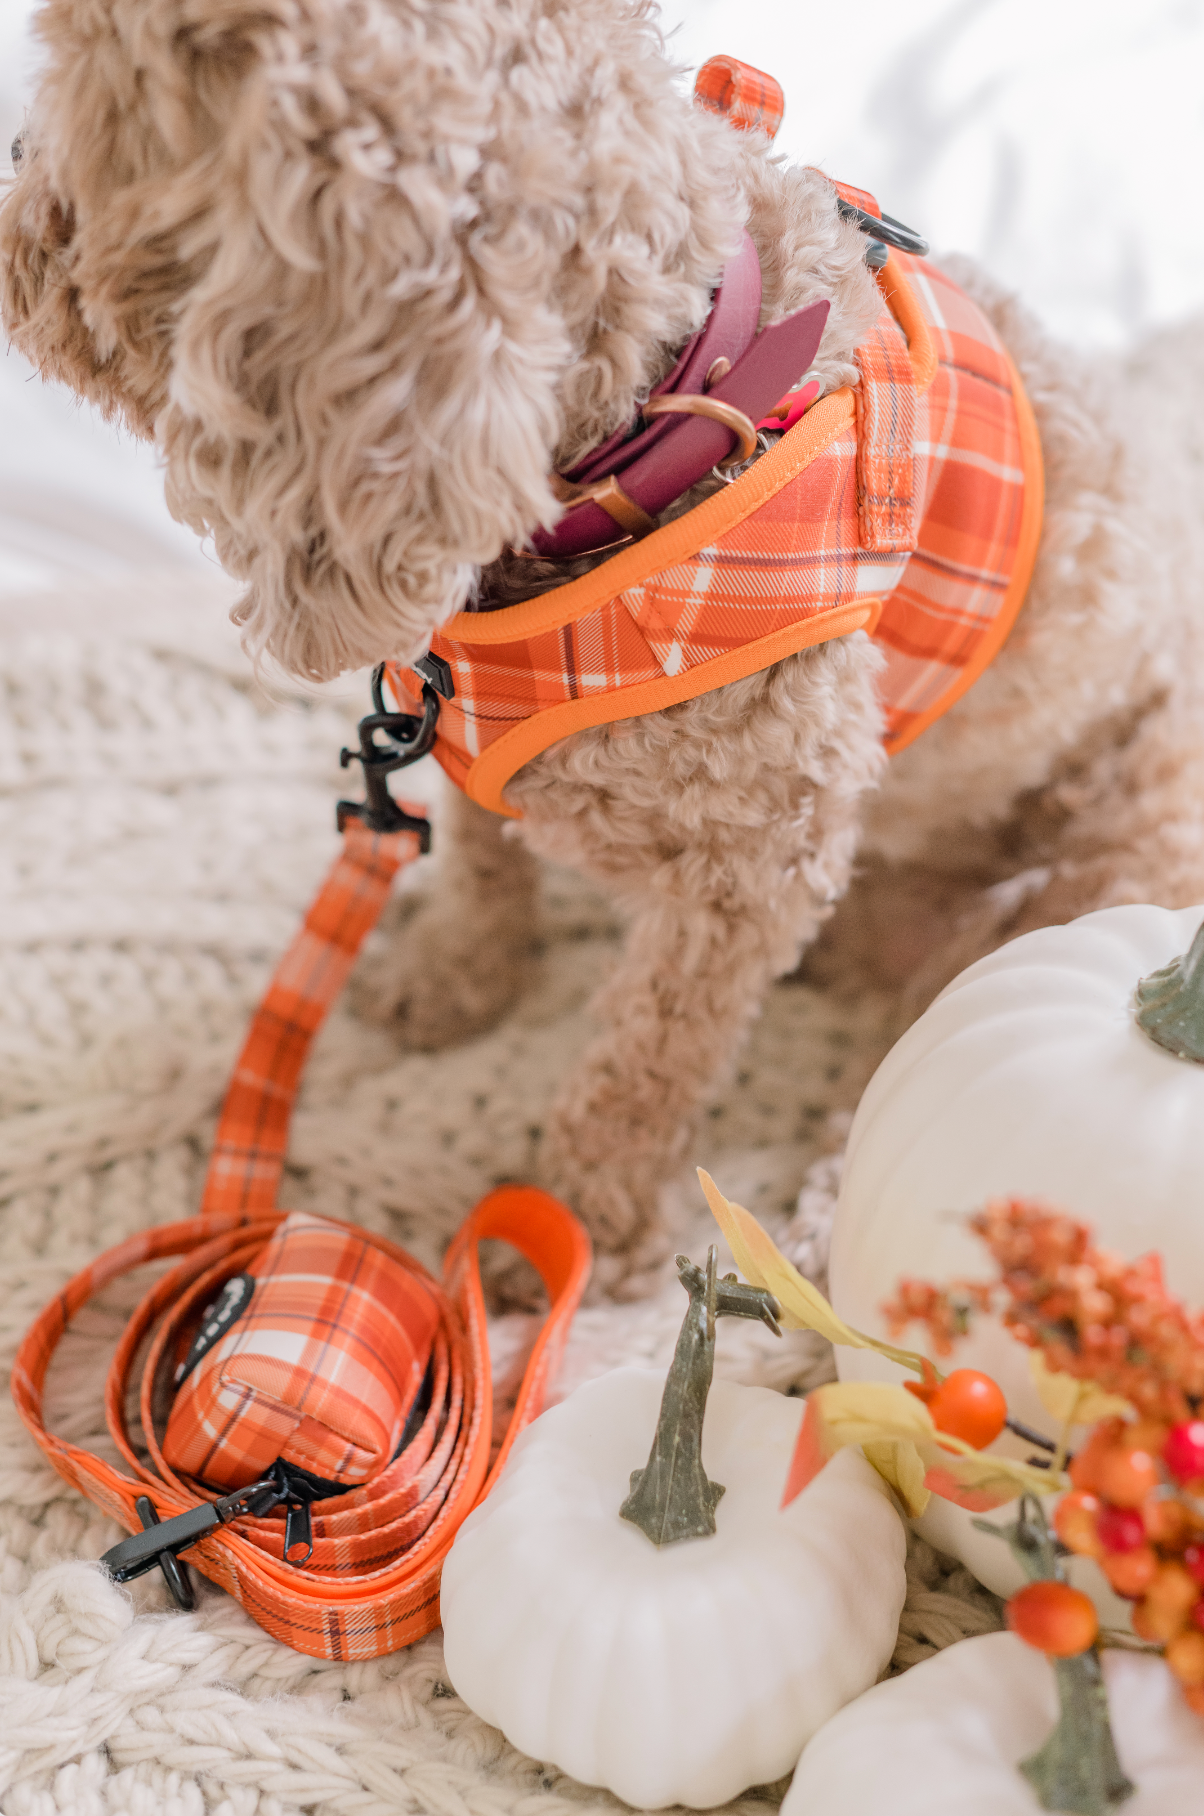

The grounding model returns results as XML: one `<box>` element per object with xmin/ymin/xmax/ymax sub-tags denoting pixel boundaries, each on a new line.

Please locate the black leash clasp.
<box><xmin>101</xmin><ymin>1477</ymin><xmax>285</xmax><ymax>1607</ymax></box>
<box><xmin>336</xmin><ymin>660</ymin><xmax>450</xmax><ymax>845</ymax></box>
<box><xmin>837</xmin><ymin>199</ymin><xmax>929</xmax><ymax>269</ymax></box>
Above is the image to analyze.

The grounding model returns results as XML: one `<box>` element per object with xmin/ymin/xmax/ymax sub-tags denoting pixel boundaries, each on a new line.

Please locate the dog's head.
<box><xmin>2</xmin><ymin>0</ymin><xmax>749</xmax><ymax>676</ymax></box>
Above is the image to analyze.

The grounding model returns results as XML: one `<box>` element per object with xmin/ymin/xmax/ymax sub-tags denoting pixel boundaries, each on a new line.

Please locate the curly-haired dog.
<box><xmin>6</xmin><ymin>0</ymin><xmax>1204</xmax><ymax>1295</ymax></box>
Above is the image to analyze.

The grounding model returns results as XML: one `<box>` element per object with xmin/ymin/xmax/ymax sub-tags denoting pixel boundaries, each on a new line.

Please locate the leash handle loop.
<box><xmin>13</xmin><ymin>787</ymin><xmax>592</xmax><ymax>1659</ymax></box>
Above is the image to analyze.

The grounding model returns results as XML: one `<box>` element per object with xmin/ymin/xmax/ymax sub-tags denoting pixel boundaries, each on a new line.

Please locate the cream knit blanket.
<box><xmin>0</xmin><ymin>575</ymin><xmax>1001</xmax><ymax>1815</ymax></box>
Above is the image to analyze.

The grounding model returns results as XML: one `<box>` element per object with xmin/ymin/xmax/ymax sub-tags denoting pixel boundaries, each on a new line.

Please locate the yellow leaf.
<box><xmin>920</xmin><ymin>1445</ymin><xmax>1067</xmax><ymax>1512</ymax></box>
<box><xmin>697</xmin><ymin>1170</ymin><xmax>933</xmax><ymax>1374</ymax></box>
<box><xmin>1028</xmin><ymin>1351</ymin><xmax>1134</xmax><ymax>1427</ymax></box>
<box><xmin>784</xmin><ymin>1383</ymin><xmax>935</xmax><ymax>1513</ymax></box>
<box><xmin>806</xmin><ymin>1380</ymin><xmax>938</xmax><ymax>1449</ymax></box>
<box><xmin>798</xmin><ymin>1381</ymin><xmax>1068</xmax><ymax>1517</ymax></box>
<box><xmin>863</xmin><ymin>1439</ymin><xmax>931</xmax><ymax>1518</ymax></box>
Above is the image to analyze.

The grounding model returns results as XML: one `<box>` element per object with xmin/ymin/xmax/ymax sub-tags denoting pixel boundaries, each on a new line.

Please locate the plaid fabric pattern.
<box><xmin>871</xmin><ymin>250</ymin><xmax>1036</xmax><ymax>748</ymax></box>
<box><xmin>164</xmin><ymin>1213</ymin><xmax>440</xmax><ymax>1491</ymax></box>
<box><xmin>203</xmin><ymin>819</ymin><xmax>418</xmax><ymax>1220</ymax></box>
<box><xmin>13</xmin><ymin>820</ymin><xmax>592</xmax><ymax>1660</ymax></box>
<box><xmin>393</xmin><ymin>240</ymin><xmax>1040</xmax><ymax>802</ymax></box>
<box><xmin>693</xmin><ymin>55</ymin><xmax>785</xmax><ymax>139</ymax></box>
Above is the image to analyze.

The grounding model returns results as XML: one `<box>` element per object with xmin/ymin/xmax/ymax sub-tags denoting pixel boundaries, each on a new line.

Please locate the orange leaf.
<box><xmin>781</xmin><ymin>1396</ymin><xmax>833</xmax><ymax>1509</ymax></box>
<box><xmin>922</xmin><ymin>1465</ymin><xmax>1017</xmax><ymax>1513</ymax></box>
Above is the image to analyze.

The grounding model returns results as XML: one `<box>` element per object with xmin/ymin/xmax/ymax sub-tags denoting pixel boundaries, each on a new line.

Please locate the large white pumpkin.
<box><xmin>830</xmin><ymin>902</ymin><xmax>1204</xmax><ymax>1599</ymax></box>
<box><xmin>440</xmin><ymin>1367</ymin><xmax>906</xmax><ymax>1810</ymax></box>
<box><xmin>782</xmin><ymin>1632</ymin><xmax>1204</xmax><ymax>1815</ymax></box>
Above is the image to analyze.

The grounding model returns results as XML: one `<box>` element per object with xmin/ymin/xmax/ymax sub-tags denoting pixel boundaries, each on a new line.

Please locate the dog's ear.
<box><xmin>4</xmin><ymin>0</ymin><xmax>742</xmax><ymax>678</ymax></box>
<box><xmin>152</xmin><ymin>6</ymin><xmax>582</xmax><ymax>680</ymax></box>
<box><xmin>160</xmin><ymin>125</ymin><xmax>570</xmax><ymax>679</ymax></box>
<box><xmin>4</xmin><ymin>0</ymin><xmax>570</xmax><ymax>674</ymax></box>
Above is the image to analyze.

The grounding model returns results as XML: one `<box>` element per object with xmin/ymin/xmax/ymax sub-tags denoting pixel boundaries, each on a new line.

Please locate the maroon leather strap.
<box><xmin>530</xmin><ymin>230</ymin><xmax>829</xmax><ymax>561</ymax></box>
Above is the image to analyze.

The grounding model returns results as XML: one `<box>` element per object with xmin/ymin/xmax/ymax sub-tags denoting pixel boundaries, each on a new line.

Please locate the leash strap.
<box><xmin>12</xmin><ymin>812</ymin><xmax>591</xmax><ymax>1660</ymax></box>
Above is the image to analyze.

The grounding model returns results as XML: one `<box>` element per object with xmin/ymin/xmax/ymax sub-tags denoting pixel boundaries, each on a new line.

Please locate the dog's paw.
<box><xmin>542</xmin><ymin>1135</ymin><xmax>676</xmax><ymax>1303</ymax></box>
<box><xmin>349</xmin><ymin>894</ymin><xmax>536</xmax><ymax>1050</ymax></box>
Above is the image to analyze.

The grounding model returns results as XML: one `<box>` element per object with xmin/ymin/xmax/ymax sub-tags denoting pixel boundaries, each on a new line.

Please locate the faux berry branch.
<box><xmin>885</xmin><ymin>1198</ymin><xmax>1204</xmax><ymax>1718</ymax></box>
<box><xmin>696</xmin><ymin>1175</ymin><xmax>1204</xmax><ymax>1815</ymax></box>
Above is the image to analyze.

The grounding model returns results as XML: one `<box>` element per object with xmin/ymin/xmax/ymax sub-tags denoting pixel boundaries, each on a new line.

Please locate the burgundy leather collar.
<box><xmin>530</xmin><ymin>230</ymin><xmax>829</xmax><ymax>560</ymax></box>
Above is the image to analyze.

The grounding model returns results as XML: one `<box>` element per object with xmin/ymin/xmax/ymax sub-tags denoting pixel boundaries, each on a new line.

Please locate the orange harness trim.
<box><xmin>388</xmin><ymin>245</ymin><xmax>1044</xmax><ymax>819</ymax></box>
<box><xmin>12</xmin><ymin>817</ymin><xmax>592</xmax><ymax>1661</ymax></box>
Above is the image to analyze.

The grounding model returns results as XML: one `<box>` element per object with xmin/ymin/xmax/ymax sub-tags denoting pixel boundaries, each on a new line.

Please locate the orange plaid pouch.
<box><xmin>164</xmin><ymin>1213</ymin><xmax>440</xmax><ymax>1509</ymax></box>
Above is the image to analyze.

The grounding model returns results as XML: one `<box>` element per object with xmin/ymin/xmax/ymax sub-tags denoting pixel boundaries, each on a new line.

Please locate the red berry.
<box><xmin>1193</xmin><ymin>1599</ymin><xmax>1204</xmax><ymax>1633</ymax></box>
<box><xmin>1186</xmin><ymin>1544</ymin><xmax>1204</xmax><ymax>1587</ymax></box>
<box><xmin>1006</xmin><ymin>1581</ymin><xmax>1099</xmax><ymax>1657</ymax></box>
<box><xmin>1165</xmin><ymin>1422</ymin><xmax>1204</xmax><ymax>1485</ymax></box>
<box><xmin>1096</xmin><ymin>1503</ymin><xmax>1146</xmax><ymax>1553</ymax></box>
<box><xmin>926</xmin><ymin>1369</ymin><xmax>1008</xmax><ymax>1450</ymax></box>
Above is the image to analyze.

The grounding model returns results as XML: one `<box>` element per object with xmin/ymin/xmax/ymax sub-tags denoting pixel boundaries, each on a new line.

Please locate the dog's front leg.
<box><xmin>351</xmin><ymin>784</ymin><xmax>541</xmax><ymax>1048</ymax></box>
<box><xmin>543</xmin><ymin>879</ymin><xmax>819</xmax><ymax>1296</ymax></box>
<box><xmin>517</xmin><ymin>637</ymin><xmax>887</xmax><ymax>1297</ymax></box>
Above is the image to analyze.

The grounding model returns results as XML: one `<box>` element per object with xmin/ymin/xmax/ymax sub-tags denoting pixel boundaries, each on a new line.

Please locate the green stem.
<box><xmin>1135</xmin><ymin>919</ymin><xmax>1204</xmax><ymax>1062</ymax></box>
<box><xmin>973</xmin><ymin>1498</ymin><xmax>1134</xmax><ymax>1814</ymax></box>
<box><xmin>1019</xmin><ymin>1651</ymin><xmax>1135</xmax><ymax>1816</ymax></box>
<box><xmin>619</xmin><ymin>1247</ymin><xmax>781</xmax><ymax>1547</ymax></box>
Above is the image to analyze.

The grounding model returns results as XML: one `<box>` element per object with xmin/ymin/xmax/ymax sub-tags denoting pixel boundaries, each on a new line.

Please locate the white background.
<box><xmin>3</xmin><ymin>0</ymin><xmax>1203</xmax><ymax>600</ymax></box>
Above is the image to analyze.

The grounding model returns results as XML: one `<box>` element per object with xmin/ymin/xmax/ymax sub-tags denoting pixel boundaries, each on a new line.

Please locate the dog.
<box><xmin>7</xmin><ymin>0</ymin><xmax>1204</xmax><ymax>1297</ymax></box>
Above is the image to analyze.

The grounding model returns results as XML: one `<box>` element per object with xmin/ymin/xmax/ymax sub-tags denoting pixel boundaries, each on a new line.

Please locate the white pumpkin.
<box><xmin>440</xmin><ymin>1367</ymin><xmax>907</xmax><ymax>1811</ymax></box>
<box><xmin>829</xmin><ymin>902</ymin><xmax>1204</xmax><ymax>1600</ymax></box>
<box><xmin>782</xmin><ymin>1631</ymin><xmax>1204</xmax><ymax>1815</ymax></box>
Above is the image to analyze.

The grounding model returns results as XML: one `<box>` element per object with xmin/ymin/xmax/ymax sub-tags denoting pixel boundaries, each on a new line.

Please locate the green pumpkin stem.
<box><xmin>1019</xmin><ymin>1651</ymin><xmax>1135</xmax><ymax>1816</ymax></box>
<box><xmin>1135</xmin><ymin>919</ymin><xmax>1204</xmax><ymax>1063</ymax></box>
<box><xmin>973</xmin><ymin>1499</ymin><xmax>1134</xmax><ymax>1814</ymax></box>
<box><xmin>619</xmin><ymin>1245</ymin><xmax>781</xmax><ymax>1546</ymax></box>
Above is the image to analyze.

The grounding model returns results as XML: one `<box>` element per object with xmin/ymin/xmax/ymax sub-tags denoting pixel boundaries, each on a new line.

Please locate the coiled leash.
<box><xmin>12</xmin><ymin>673</ymin><xmax>592</xmax><ymax>1660</ymax></box>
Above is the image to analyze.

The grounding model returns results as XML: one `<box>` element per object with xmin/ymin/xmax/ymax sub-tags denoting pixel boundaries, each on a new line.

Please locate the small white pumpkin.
<box><xmin>440</xmin><ymin>1366</ymin><xmax>907</xmax><ymax>1810</ymax></box>
<box><xmin>830</xmin><ymin>902</ymin><xmax>1204</xmax><ymax>1598</ymax></box>
<box><xmin>782</xmin><ymin>1631</ymin><xmax>1204</xmax><ymax>1815</ymax></box>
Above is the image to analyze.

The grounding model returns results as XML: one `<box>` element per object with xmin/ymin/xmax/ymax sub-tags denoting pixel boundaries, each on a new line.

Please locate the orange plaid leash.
<box><xmin>12</xmin><ymin>682</ymin><xmax>592</xmax><ymax>1659</ymax></box>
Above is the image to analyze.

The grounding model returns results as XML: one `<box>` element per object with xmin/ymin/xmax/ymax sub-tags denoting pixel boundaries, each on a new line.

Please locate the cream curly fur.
<box><xmin>7</xmin><ymin>0</ymin><xmax>1204</xmax><ymax>1290</ymax></box>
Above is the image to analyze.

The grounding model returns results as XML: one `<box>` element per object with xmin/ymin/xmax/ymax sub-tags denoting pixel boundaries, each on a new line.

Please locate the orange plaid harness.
<box><xmin>387</xmin><ymin>235</ymin><xmax>1044</xmax><ymax>818</ymax></box>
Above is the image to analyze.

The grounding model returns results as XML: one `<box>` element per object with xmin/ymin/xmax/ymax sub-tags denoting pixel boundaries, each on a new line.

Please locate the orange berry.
<box><xmin>1146</xmin><ymin>1561</ymin><xmax>1200</xmax><ymax>1622</ymax></box>
<box><xmin>1103</xmin><ymin>1546</ymin><xmax>1158</xmax><ymax>1598</ymax></box>
<box><xmin>1167</xmin><ymin>1630</ymin><xmax>1204</xmax><ymax>1687</ymax></box>
<box><xmin>1127</xmin><ymin>1420</ymin><xmax>1173</xmax><ymax>1454</ymax></box>
<box><xmin>1143</xmin><ymin>1493</ymin><xmax>1190</xmax><ymax>1550</ymax></box>
<box><xmin>1133</xmin><ymin>1591</ymin><xmax>1190</xmax><ymax>1644</ymax></box>
<box><xmin>1053</xmin><ymin>1491</ymin><xmax>1105</xmax><ymax>1559</ymax></box>
<box><xmin>924</xmin><ymin>1370</ymin><xmax>1008</xmax><ymax>1450</ymax></box>
<box><xmin>1006</xmin><ymin>1581</ymin><xmax>1099</xmax><ymax>1657</ymax></box>
<box><xmin>1095</xmin><ymin>1445</ymin><xmax>1162</xmax><ymax>1509</ymax></box>
<box><xmin>1069</xmin><ymin>1420</ymin><xmax>1127</xmax><ymax>1494</ymax></box>
<box><xmin>1131</xmin><ymin>1599</ymin><xmax>1162</xmax><ymax>1644</ymax></box>
<box><xmin>1182</xmin><ymin>1683</ymin><xmax>1204</xmax><ymax>1718</ymax></box>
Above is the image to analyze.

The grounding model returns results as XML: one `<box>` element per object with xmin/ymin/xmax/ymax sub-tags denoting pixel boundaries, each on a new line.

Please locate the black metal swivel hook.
<box><xmin>336</xmin><ymin>657</ymin><xmax>453</xmax><ymax>844</ymax></box>
<box><xmin>101</xmin><ymin>1476</ymin><xmax>287</xmax><ymax>1608</ymax></box>
<box><xmin>837</xmin><ymin>199</ymin><xmax>930</xmax><ymax>270</ymax></box>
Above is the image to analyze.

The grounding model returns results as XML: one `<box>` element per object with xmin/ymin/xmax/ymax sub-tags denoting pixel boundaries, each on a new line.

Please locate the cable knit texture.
<box><xmin>0</xmin><ymin>577</ymin><xmax>1001</xmax><ymax>1813</ymax></box>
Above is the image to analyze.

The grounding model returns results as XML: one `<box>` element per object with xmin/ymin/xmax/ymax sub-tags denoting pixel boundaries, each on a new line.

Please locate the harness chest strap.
<box><xmin>12</xmin><ymin>817</ymin><xmax>592</xmax><ymax>1661</ymax></box>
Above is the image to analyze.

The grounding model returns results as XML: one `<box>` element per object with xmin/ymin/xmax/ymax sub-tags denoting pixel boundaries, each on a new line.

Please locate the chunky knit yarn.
<box><xmin>0</xmin><ymin>574</ymin><xmax>1001</xmax><ymax>1814</ymax></box>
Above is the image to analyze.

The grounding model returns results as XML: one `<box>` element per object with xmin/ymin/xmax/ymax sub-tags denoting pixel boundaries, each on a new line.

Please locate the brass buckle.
<box><xmin>641</xmin><ymin>394</ymin><xmax>758</xmax><ymax>470</ymax></box>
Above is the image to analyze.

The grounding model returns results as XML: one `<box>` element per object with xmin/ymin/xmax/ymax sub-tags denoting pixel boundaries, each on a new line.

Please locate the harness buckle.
<box><xmin>336</xmin><ymin>663</ymin><xmax>437</xmax><ymax>846</ymax></box>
